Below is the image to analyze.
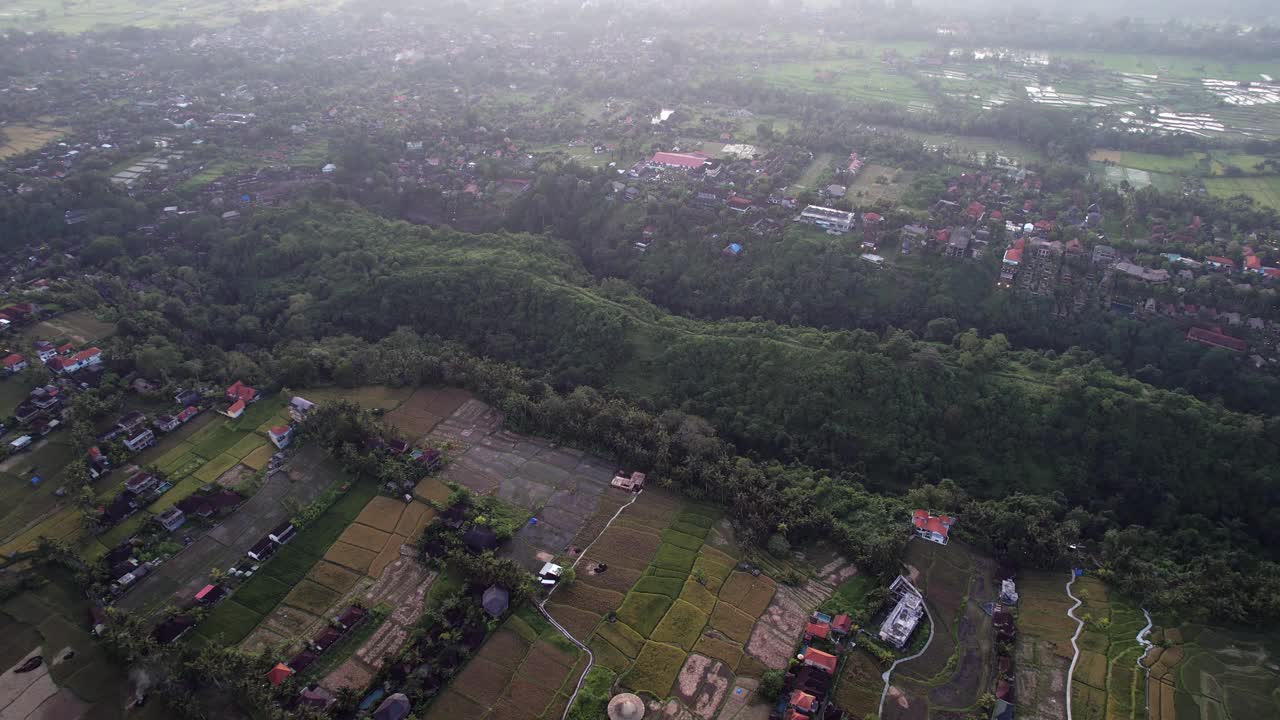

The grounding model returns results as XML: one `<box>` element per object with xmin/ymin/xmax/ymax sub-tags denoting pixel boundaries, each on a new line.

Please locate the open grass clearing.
<box><xmin>1205</xmin><ymin>176</ymin><xmax>1280</xmax><ymax>210</ymax></box>
<box><xmin>0</xmin><ymin>123</ymin><xmax>66</xmax><ymax>158</ymax></box>
<box><xmin>282</xmin><ymin>579</ymin><xmax>341</xmax><ymax>616</ymax></box>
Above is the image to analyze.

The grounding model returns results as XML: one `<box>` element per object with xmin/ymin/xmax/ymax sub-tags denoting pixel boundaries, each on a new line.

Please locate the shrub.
<box><xmin>758</xmin><ymin>669</ymin><xmax>785</xmax><ymax>701</ymax></box>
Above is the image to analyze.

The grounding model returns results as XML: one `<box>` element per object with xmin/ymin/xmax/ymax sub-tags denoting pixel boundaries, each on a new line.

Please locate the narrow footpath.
<box><xmin>538</xmin><ymin>489</ymin><xmax>644</xmax><ymax>720</ymax></box>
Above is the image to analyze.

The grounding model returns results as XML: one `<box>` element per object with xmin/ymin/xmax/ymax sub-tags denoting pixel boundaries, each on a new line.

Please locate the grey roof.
<box><xmin>374</xmin><ymin>693</ymin><xmax>411</xmax><ymax>720</ymax></box>
<box><xmin>482</xmin><ymin>585</ymin><xmax>510</xmax><ymax>618</ymax></box>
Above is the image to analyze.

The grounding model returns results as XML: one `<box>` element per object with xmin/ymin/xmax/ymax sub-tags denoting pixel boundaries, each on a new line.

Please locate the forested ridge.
<box><xmin>90</xmin><ymin>203</ymin><xmax>1280</xmax><ymax>620</ymax></box>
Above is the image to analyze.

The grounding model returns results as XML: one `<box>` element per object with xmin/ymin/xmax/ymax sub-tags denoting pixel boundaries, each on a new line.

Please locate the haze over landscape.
<box><xmin>1</xmin><ymin>2</ymin><xmax>1279</xmax><ymax>720</ymax></box>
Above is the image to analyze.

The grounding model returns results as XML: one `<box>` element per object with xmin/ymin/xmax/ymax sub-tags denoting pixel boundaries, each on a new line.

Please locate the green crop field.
<box><xmin>1204</xmin><ymin>176</ymin><xmax>1280</xmax><ymax>210</ymax></box>
<box><xmin>0</xmin><ymin>0</ymin><xmax>345</xmax><ymax>33</ymax></box>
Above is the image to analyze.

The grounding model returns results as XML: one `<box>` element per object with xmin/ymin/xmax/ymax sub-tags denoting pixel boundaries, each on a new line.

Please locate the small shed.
<box><xmin>482</xmin><ymin>585</ymin><xmax>510</xmax><ymax>618</ymax></box>
<box><xmin>374</xmin><ymin>692</ymin><xmax>411</xmax><ymax>720</ymax></box>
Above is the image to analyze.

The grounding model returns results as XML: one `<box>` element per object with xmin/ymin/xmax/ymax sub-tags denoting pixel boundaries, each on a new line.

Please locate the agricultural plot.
<box><xmin>1142</xmin><ymin>623</ymin><xmax>1280</xmax><ymax>720</ymax></box>
<box><xmin>1066</xmin><ymin>576</ymin><xmax>1148</xmax><ymax>720</ymax></box>
<box><xmin>0</xmin><ymin>122</ymin><xmax>66</xmax><ymax>159</ymax></box>
<box><xmin>847</xmin><ymin>164</ymin><xmax>914</xmax><ymax>205</ymax></box>
<box><xmin>1014</xmin><ymin>572</ymin><xmax>1076</xmax><ymax>720</ymax></box>
<box><xmin>882</xmin><ymin>540</ymin><xmax>997</xmax><ymax>720</ymax></box>
<box><xmin>1204</xmin><ymin>176</ymin><xmax>1280</xmax><ymax>210</ymax></box>
<box><xmin>423</xmin><ymin>614</ymin><xmax>583</xmax><ymax>720</ymax></box>
<box><xmin>0</xmin><ymin>0</ymin><xmax>345</xmax><ymax>33</ymax></box>
<box><xmin>0</xmin><ymin>568</ymin><xmax>154</xmax><ymax>720</ymax></box>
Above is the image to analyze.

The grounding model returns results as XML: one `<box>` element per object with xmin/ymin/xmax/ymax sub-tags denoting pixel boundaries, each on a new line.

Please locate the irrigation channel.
<box><xmin>537</xmin><ymin>489</ymin><xmax>644</xmax><ymax>720</ymax></box>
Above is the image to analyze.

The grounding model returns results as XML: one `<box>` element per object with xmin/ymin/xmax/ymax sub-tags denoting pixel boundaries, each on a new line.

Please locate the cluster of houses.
<box><xmin>991</xmin><ymin>578</ymin><xmax>1020</xmax><ymax>720</ymax></box>
<box><xmin>264</xmin><ymin>603</ymin><xmax>372</xmax><ymax>710</ymax></box>
<box><xmin>776</xmin><ymin>611</ymin><xmax>852</xmax><ymax>720</ymax></box>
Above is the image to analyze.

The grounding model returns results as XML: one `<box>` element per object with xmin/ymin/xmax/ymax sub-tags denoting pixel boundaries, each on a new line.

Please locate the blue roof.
<box><xmin>726</xmin><ymin>243</ymin><xmax>742</xmax><ymax>254</ymax></box>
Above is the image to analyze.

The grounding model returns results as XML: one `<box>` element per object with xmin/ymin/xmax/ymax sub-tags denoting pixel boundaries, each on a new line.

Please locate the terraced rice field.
<box><xmin>1066</xmin><ymin>576</ymin><xmax>1148</xmax><ymax>720</ymax></box>
<box><xmin>1204</xmin><ymin>176</ymin><xmax>1280</xmax><ymax>209</ymax></box>
<box><xmin>1142</xmin><ymin>623</ymin><xmax>1280</xmax><ymax>720</ymax></box>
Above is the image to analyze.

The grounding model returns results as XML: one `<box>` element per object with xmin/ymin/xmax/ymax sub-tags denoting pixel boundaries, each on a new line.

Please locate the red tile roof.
<box><xmin>805</xmin><ymin>621</ymin><xmax>830</xmax><ymax>639</ymax></box>
<box><xmin>226</xmin><ymin>380</ymin><xmax>257</xmax><ymax>402</ymax></box>
<box><xmin>1186</xmin><ymin>327</ymin><xmax>1246</xmax><ymax>353</ymax></box>
<box><xmin>650</xmin><ymin>151</ymin><xmax>708</xmax><ymax>169</ymax></box>
<box><xmin>2</xmin><ymin>353</ymin><xmax>25</xmax><ymax>368</ymax></box>
<box><xmin>831</xmin><ymin>614</ymin><xmax>853</xmax><ymax>633</ymax></box>
<box><xmin>803</xmin><ymin>647</ymin><xmax>838</xmax><ymax>674</ymax></box>
<box><xmin>789</xmin><ymin>690</ymin><xmax>817</xmax><ymax>712</ymax></box>
<box><xmin>227</xmin><ymin>399</ymin><xmax>246</xmax><ymax>416</ymax></box>
<box><xmin>912</xmin><ymin>509</ymin><xmax>955</xmax><ymax>540</ymax></box>
<box><xmin>266</xmin><ymin>663</ymin><xmax>293</xmax><ymax>685</ymax></box>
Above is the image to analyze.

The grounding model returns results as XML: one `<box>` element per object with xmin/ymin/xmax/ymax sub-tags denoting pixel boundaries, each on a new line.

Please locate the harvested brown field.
<box><xmin>587</xmin><ymin>526</ymin><xmax>663</xmax><ymax>570</ymax></box>
<box><xmin>355</xmin><ymin>496</ymin><xmax>406</xmax><ymax>533</ymax></box>
<box><xmin>368</xmin><ymin>534</ymin><xmax>410</xmax><ymax>578</ymax></box>
<box><xmin>425</xmin><ymin>688</ymin><xmax>485</xmax><ymax>720</ymax></box>
<box><xmin>581</xmin><ymin>565</ymin><xmax>644</xmax><ymax>594</ymax></box>
<box><xmin>709</xmin><ymin>602</ymin><xmax>756</xmax><ymax>643</ymax></box>
<box><xmin>452</xmin><ymin>656</ymin><xmax>516</xmax><ymax>707</ymax></box>
<box><xmin>476</xmin><ymin>628</ymin><xmax>532</xmax><ymax>668</ymax></box>
<box><xmin>240</xmin><ymin>625</ymin><xmax>287</xmax><ymax>655</ymax></box>
<box><xmin>306</xmin><ymin>561</ymin><xmax>362</xmax><ymax>594</ymax></box>
<box><xmin>834</xmin><ymin>649</ymin><xmax>883</xmax><ymax>718</ymax></box>
<box><xmin>553</xmin><ymin>582</ymin><xmax>626</xmax><ymax>616</ymax></box>
<box><xmin>673</xmin><ymin>654</ymin><xmax>734</xmax><ymax>720</ymax></box>
<box><xmin>261</xmin><ymin>603</ymin><xmax>321</xmax><ymax>638</ymax></box>
<box><xmin>745</xmin><ymin>584</ymin><xmax>814</xmax><ymax>669</ymax></box>
<box><xmin>385</xmin><ymin>408</ymin><xmax>443</xmax><ymax>437</ymax></box>
<box><xmin>395</xmin><ymin>501</ymin><xmax>435</xmax><ymax>537</ymax></box>
<box><xmin>405</xmin><ymin>387</ymin><xmax>473</xmax><ymax>417</ymax></box>
<box><xmin>717</xmin><ymin>572</ymin><xmax>755</xmax><ymax>607</ymax></box>
<box><xmin>680</xmin><ymin>579</ymin><xmax>718</xmax><ymax>614</ymax></box>
<box><xmin>414</xmin><ymin>477</ymin><xmax>451</xmax><ymax>505</ymax></box>
<box><xmin>324</xmin><ymin>541</ymin><xmax>378</xmax><ymax>573</ymax></box>
<box><xmin>505</xmin><ymin>678</ymin><xmax>558</xmax><ymax>710</ymax></box>
<box><xmin>525</xmin><ymin>639</ymin><xmax>578</xmax><ymax>668</ymax></box>
<box><xmin>596</xmin><ymin>621</ymin><xmax>646</xmax><ymax>657</ymax></box>
<box><xmin>487</xmin><ymin>700</ymin><xmax>540</xmax><ymax>720</ymax></box>
<box><xmin>322</xmin><ymin>658</ymin><xmax>374</xmax><ymax>692</ymax></box>
<box><xmin>283</xmin><ymin>579</ymin><xmax>342</xmax><ymax>616</ymax></box>
<box><xmin>734</xmin><ymin>576</ymin><xmax>777</xmax><ymax>618</ymax></box>
<box><xmin>339</xmin><ymin>522</ymin><xmax>393</xmax><ymax>552</ymax></box>
<box><xmin>546</xmin><ymin>602</ymin><xmax>602</xmax><ymax>640</ymax></box>
<box><xmin>693</xmin><ymin>635</ymin><xmax>744</xmax><ymax>668</ymax></box>
<box><xmin>542</xmin><ymin>694</ymin><xmax>570</xmax><ymax>720</ymax></box>
<box><xmin>570</xmin><ymin>492</ymin><xmax>631</xmax><ymax>548</ymax></box>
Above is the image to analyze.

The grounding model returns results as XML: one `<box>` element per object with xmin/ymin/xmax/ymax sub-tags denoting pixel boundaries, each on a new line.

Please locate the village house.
<box><xmin>225</xmin><ymin>380</ymin><xmax>259</xmax><ymax>404</ymax></box>
<box><xmin>611</xmin><ymin>470</ymin><xmax>646</xmax><ymax>491</ymax></box>
<box><xmin>290</xmin><ymin>396</ymin><xmax>316</xmax><ymax>422</ymax></box>
<box><xmin>797</xmin><ymin>205</ymin><xmax>855</xmax><ymax>234</ymax></box>
<box><xmin>2</xmin><ymin>353</ymin><xmax>28</xmax><ymax>373</ymax></box>
<box><xmin>268</xmin><ymin>425</ymin><xmax>293</xmax><ymax>449</ymax></box>
<box><xmin>801</xmin><ymin>647</ymin><xmax>838</xmax><ymax>675</ymax></box>
<box><xmin>879</xmin><ymin>575</ymin><xmax>925</xmax><ymax>649</ymax></box>
<box><xmin>912</xmin><ymin>509</ymin><xmax>955</xmax><ymax>545</ymax></box>
<box><xmin>154</xmin><ymin>405</ymin><xmax>199</xmax><ymax>433</ymax></box>
<box><xmin>155</xmin><ymin>507</ymin><xmax>186</xmax><ymax>532</ymax></box>
<box><xmin>47</xmin><ymin>347</ymin><xmax>102</xmax><ymax>375</ymax></box>
<box><xmin>649</xmin><ymin>151</ymin><xmax>710</xmax><ymax>171</ymax></box>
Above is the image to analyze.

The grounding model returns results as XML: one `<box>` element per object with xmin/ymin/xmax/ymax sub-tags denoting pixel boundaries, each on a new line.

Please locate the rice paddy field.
<box><xmin>0</xmin><ymin>122</ymin><xmax>66</xmax><ymax>159</ymax></box>
<box><xmin>0</xmin><ymin>0</ymin><xmax>344</xmax><ymax>33</ymax></box>
<box><xmin>424</xmin><ymin>609</ymin><xmax>585</xmax><ymax>720</ymax></box>
<box><xmin>1142</xmin><ymin>623</ymin><xmax>1280</xmax><ymax>720</ymax></box>
<box><xmin>1204</xmin><ymin>176</ymin><xmax>1280</xmax><ymax>209</ymax></box>
<box><xmin>1066</xmin><ymin>576</ymin><xmax>1148</xmax><ymax>720</ymax></box>
<box><xmin>0</xmin><ymin>567</ymin><xmax>169</xmax><ymax>720</ymax></box>
<box><xmin>192</xmin><ymin>480</ymin><xmax>378</xmax><ymax>647</ymax></box>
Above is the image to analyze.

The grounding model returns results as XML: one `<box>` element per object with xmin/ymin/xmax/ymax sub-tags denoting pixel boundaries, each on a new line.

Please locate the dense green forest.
<box><xmin>77</xmin><ymin>202</ymin><xmax>1280</xmax><ymax>621</ymax></box>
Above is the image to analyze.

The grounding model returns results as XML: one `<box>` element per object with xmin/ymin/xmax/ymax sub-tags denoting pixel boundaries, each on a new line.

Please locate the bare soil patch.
<box><xmin>673</xmin><ymin>654</ymin><xmax>734</xmax><ymax>720</ymax></box>
<box><xmin>452</xmin><ymin>656</ymin><xmax>515</xmax><ymax>707</ymax></box>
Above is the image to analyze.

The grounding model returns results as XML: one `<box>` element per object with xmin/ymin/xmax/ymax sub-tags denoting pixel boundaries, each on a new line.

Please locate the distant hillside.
<box><xmin>194</xmin><ymin>206</ymin><xmax>1278</xmax><ymax>553</ymax></box>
